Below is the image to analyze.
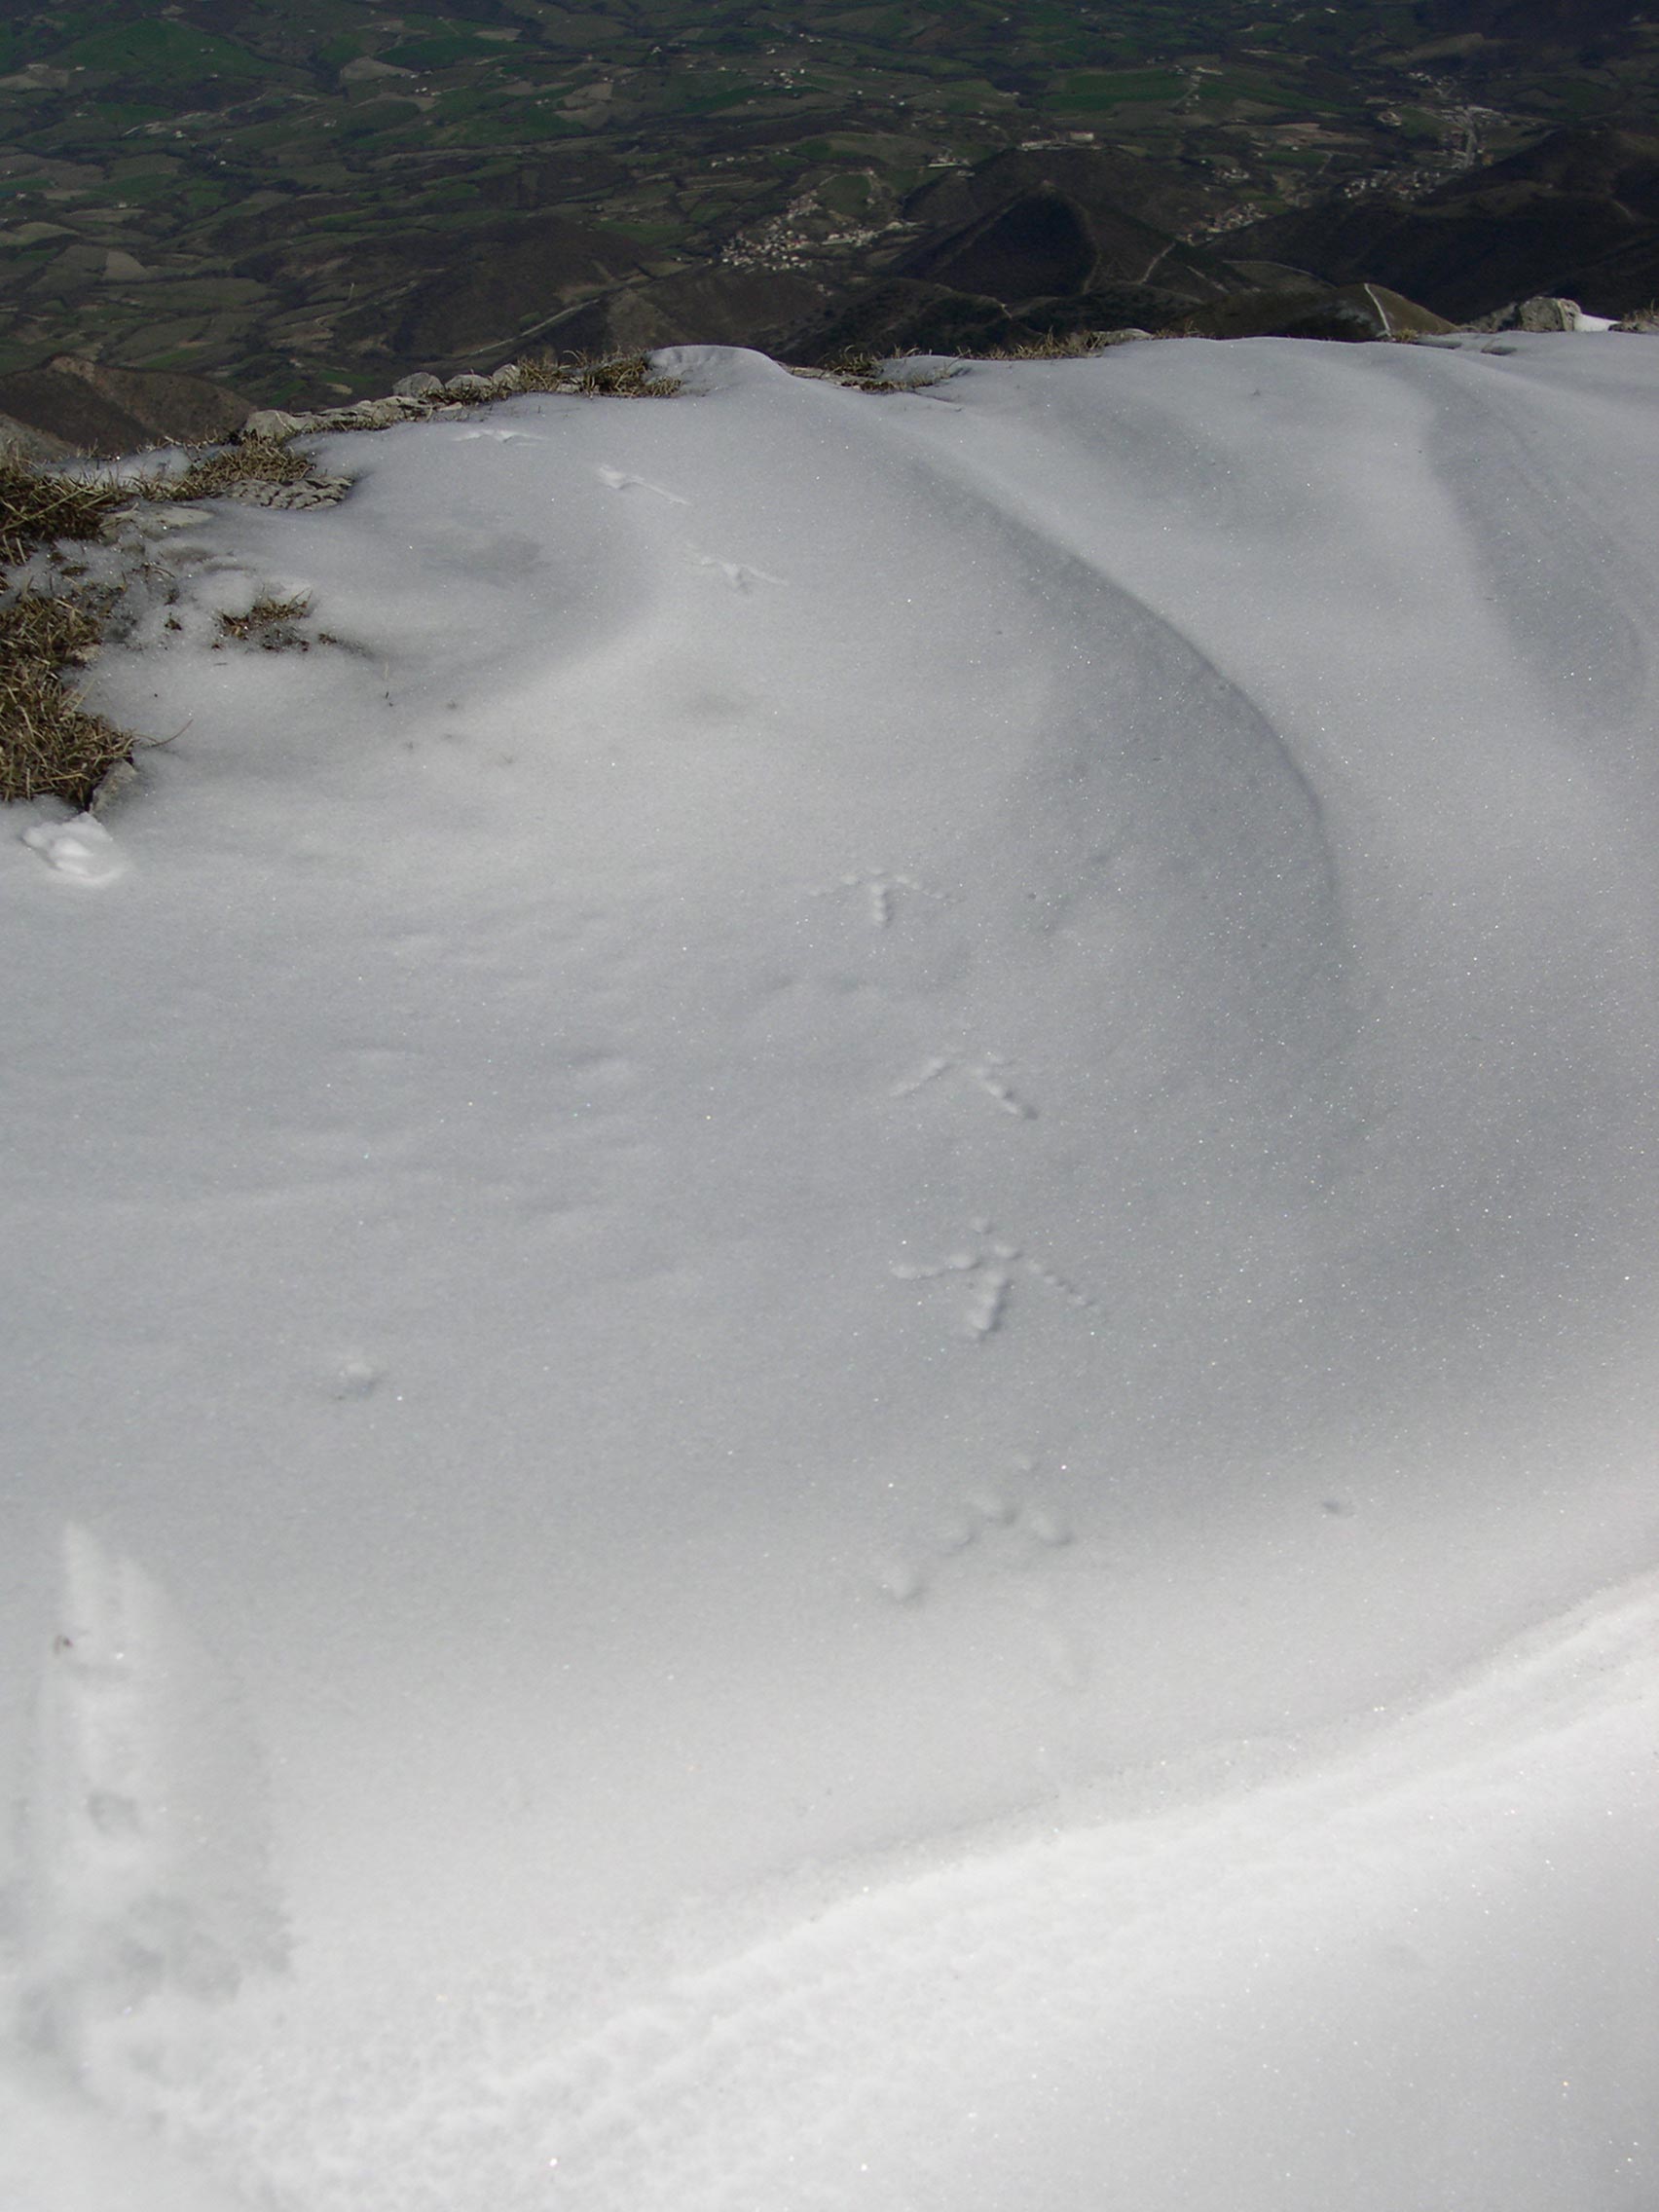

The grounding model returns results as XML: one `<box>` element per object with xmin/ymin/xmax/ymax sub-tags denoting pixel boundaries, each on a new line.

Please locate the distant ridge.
<box><xmin>0</xmin><ymin>356</ymin><xmax>251</xmax><ymax>459</ymax></box>
<box><xmin>1228</xmin><ymin>126</ymin><xmax>1659</xmax><ymax>323</ymax></box>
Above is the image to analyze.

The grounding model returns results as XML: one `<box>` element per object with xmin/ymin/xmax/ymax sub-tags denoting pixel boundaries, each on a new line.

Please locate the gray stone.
<box><xmin>240</xmin><ymin>409</ymin><xmax>302</xmax><ymax>442</ymax></box>
<box><xmin>443</xmin><ymin>373</ymin><xmax>496</xmax><ymax>399</ymax></box>
<box><xmin>488</xmin><ymin>362</ymin><xmax>525</xmax><ymax>391</ymax></box>
<box><xmin>1517</xmin><ymin>295</ymin><xmax>1583</xmax><ymax>332</ymax></box>
<box><xmin>338</xmin><ymin>396</ymin><xmax>410</xmax><ymax>429</ymax></box>
<box><xmin>128</xmin><ymin>502</ymin><xmax>219</xmax><ymax>537</ymax></box>
<box><xmin>392</xmin><ymin>372</ymin><xmax>445</xmax><ymax>398</ymax></box>
<box><xmin>89</xmin><ymin>758</ymin><xmax>139</xmax><ymax>816</ymax></box>
<box><xmin>245</xmin><ymin>475</ymin><xmax>352</xmax><ymax>510</ymax></box>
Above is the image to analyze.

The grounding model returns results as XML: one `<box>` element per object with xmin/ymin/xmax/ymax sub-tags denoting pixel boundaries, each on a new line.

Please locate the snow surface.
<box><xmin>2</xmin><ymin>334</ymin><xmax>1658</xmax><ymax>2209</ymax></box>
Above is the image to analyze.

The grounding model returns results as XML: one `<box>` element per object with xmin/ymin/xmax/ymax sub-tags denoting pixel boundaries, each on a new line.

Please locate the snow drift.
<box><xmin>1</xmin><ymin>334</ymin><xmax>1656</xmax><ymax>2208</ymax></box>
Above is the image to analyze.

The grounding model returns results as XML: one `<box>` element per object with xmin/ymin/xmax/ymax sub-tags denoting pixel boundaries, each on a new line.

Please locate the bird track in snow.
<box><xmin>890</xmin><ymin>1051</ymin><xmax>1037</xmax><ymax>1119</ymax></box>
<box><xmin>891</xmin><ymin>1220</ymin><xmax>1093</xmax><ymax>1341</ymax></box>
<box><xmin>812</xmin><ymin>870</ymin><xmax>944</xmax><ymax>930</ymax></box>
<box><xmin>595</xmin><ymin>464</ymin><xmax>688</xmax><ymax>505</ymax></box>
<box><xmin>874</xmin><ymin>1459</ymin><xmax>1076</xmax><ymax>1612</ymax></box>
<box><xmin>692</xmin><ymin>551</ymin><xmax>785</xmax><ymax>592</ymax></box>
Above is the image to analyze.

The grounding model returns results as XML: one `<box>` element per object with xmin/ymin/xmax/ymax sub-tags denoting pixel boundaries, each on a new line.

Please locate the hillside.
<box><xmin>2</xmin><ymin>0</ymin><xmax>1656</xmax><ymax>401</ymax></box>
<box><xmin>1230</xmin><ymin>123</ymin><xmax>1659</xmax><ymax>319</ymax></box>
<box><xmin>2</xmin><ymin>331</ymin><xmax>1657</xmax><ymax>2208</ymax></box>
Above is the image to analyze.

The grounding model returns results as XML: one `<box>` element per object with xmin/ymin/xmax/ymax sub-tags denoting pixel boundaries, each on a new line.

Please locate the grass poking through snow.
<box><xmin>170</xmin><ymin>440</ymin><xmax>311</xmax><ymax>500</ymax></box>
<box><xmin>0</xmin><ymin>589</ymin><xmax>131</xmax><ymax>808</ymax></box>
<box><xmin>513</xmin><ymin>351</ymin><xmax>682</xmax><ymax>398</ymax></box>
<box><xmin>217</xmin><ymin>593</ymin><xmax>313</xmax><ymax>650</ymax></box>
<box><xmin>0</xmin><ymin>456</ymin><xmax>125</xmax><ymax>568</ymax></box>
<box><xmin>0</xmin><ymin>458</ymin><xmax>136</xmax><ymax>808</ymax></box>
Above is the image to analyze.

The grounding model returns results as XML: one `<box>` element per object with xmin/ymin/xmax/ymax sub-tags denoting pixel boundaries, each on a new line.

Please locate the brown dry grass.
<box><xmin>0</xmin><ymin>455</ymin><xmax>125</xmax><ymax>567</ymax></box>
<box><xmin>0</xmin><ymin>458</ymin><xmax>135</xmax><ymax>806</ymax></box>
<box><xmin>217</xmin><ymin>592</ymin><xmax>313</xmax><ymax>649</ymax></box>
<box><xmin>823</xmin><ymin>348</ymin><xmax>958</xmax><ymax>391</ymax></box>
<box><xmin>0</xmin><ymin>589</ymin><xmax>131</xmax><ymax>807</ymax></box>
<box><xmin>513</xmin><ymin>351</ymin><xmax>682</xmax><ymax>398</ymax></box>
<box><xmin>974</xmin><ymin>331</ymin><xmax>1125</xmax><ymax>360</ymax></box>
<box><xmin>167</xmin><ymin>439</ymin><xmax>311</xmax><ymax>499</ymax></box>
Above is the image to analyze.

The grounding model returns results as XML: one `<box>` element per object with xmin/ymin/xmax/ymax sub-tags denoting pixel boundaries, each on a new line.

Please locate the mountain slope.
<box><xmin>2</xmin><ymin>333</ymin><xmax>1657</xmax><ymax>2209</ymax></box>
<box><xmin>1231</xmin><ymin>125</ymin><xmax>1659</xmax><ymax>319</ymax></box>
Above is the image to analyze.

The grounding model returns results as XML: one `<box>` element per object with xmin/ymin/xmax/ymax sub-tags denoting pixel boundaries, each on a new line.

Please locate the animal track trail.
<box><xmin>328</xmin><ymin>1354</ymin><xmax>385</xmax><ymax>1402</ymax></box>
<box><xmin>595</xmin><ymin>463</ymin><xmax>688</xmax><ymax>506</ymax></box>
<box><xmin>891</xmin><ymin>1219</ymin><xmax>1094</xmax><ymax>1341</ymax></box>
<box><xmin>874</xmin><ymin>1476</ymin><xmax>1074</xmax><ymax>1584</ymax></box>
<box><xmin>691</xmin><ymin>551</ymin><xmax>784</xmax><ymax>593</ymax></box>
<box><xmin>21</xmin><ymin>813</ymin><xmax>126</xmax><ymax>885</ymax></box>
<box><xmin>873</xmin><ymin>1460</ymin><xmax>1084</xmax><ymax>1692</ymax></box>
<box><xmin>890</xmin><ymin>1051</ymin><xmax>1037</xmax><ymax>1119</ymax></box>
<box><xmin>812</xmin><ymin>870</ymin><xmax>946</xmax><ymax>931</ymax></box>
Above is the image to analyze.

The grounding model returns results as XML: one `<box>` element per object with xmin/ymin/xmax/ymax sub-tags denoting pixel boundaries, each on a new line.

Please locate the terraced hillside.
<box><xmin>1</xmin><ymin>0</ymin><xmax>1655</xmax><ymax>402</ymax></box>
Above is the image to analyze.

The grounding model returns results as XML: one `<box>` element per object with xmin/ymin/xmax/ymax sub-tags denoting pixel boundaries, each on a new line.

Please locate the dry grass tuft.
<box><xmin>167</xmin><ymin>439</ymin><xmax>311</xmax><ymax>500</ymax></box>
<box><xmin>0</xmin><ymin>589</ymin><xmax>131</xmax><ymax>807</ymax></box>
<box><xmin>513</xmin><ymin>350</ymin><xmax>682</xmax><ymax>397</ymax></box>
<box><xmin>823</xmin><ymin>348</ymin><xmax>957</xmax><ymax>392</ymax></box>
<box><xmin>0</xmin><ymin>456</ymin><xmax>126</xmax><ymax>568</ymax></box>
<box><xmin>0</xmin><ymin>457</ymin><xmax>136</xmax><ymax>806</ymax></box>
<box><xmin>217</xmin><ymin>592</ymin><xmax>313</xmax><ymax>649</ymax></box>
<box><xmin>975</xmin><ymin>330</ymin><xmax>1153</xmax><ymax>360</ymax></box>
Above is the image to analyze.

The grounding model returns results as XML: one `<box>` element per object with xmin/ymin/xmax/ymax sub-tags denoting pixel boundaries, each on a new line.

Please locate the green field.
<box><xmin>0</xmin><ymin>0</ymin><xmax>1647</xmax><ymax>404</ymax></box>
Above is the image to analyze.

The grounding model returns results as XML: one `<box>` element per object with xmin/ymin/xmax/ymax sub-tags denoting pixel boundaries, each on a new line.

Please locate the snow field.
<box><xmin>2</xmin><ymin>335</ymin><xmax>1657</xmax><ymax>2207</ymax></box>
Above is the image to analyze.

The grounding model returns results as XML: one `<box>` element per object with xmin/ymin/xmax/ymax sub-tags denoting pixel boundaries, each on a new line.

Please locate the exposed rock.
<box><xmin>228</xmin><ymin>475</ymin><xmax>352</xmax><ymax>510</ymax></box>
<box><xmin>89</xmin><ymin>757</ymin><xmax>140</xmax><ymax>816</ymax></box>
<box><xmin>314</xmin><ymin>395</ymin><xmax>422</xmax><ymax>428</ymax></box>
<box><xmin>1516</xmin><ymin>294</ymin><xmax>1587</xmax><ymax>329</ymax></box>
<box><xmin>240</xmin><ymin>409</ymin><xmax>306</xmax><ymax>442</ymax></box>
<box><xmin>391</xmin><ymin>372</ymin><xmax>445</xmax><ymax>398</ymax></box>
<box><xmin>125</xmin><ymin>503</ymin><xmax>221</xmax><ymax>538</ymax></box>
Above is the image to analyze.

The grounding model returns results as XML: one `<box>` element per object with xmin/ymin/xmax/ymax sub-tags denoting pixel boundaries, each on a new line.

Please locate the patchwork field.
<box><xmin>2</xmin><ymin>0</ymin><xmax>1654</xmax><ymax>402</ymax></box>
